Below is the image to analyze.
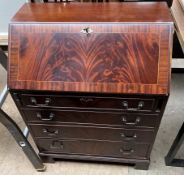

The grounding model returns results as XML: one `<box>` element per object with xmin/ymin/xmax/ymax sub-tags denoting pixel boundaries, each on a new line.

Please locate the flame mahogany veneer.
<box><xmin>8</xmin><ymin>2</ymin><xmax>173</xmax><ymax>170</ymax></box>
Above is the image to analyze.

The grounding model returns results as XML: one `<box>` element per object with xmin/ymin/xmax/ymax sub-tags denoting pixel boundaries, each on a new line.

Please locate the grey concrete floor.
<box><xmin>0</xmin><ymin>64</ymin><xmax>184</xmax><ymax>175</ymax></box>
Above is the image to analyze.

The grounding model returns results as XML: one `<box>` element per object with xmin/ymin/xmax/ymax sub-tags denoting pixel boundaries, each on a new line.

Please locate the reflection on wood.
<box><xmin>19</xmin><ymin>33</ymin><xmax>159</xmax><ymax>84</ymax></box>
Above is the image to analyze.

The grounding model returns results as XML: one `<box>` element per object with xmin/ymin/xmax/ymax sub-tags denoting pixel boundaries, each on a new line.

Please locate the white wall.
<box><xmin>0</xmin><ymin>0</ymin><xmax>28</xmax><ymax>34</ymax></box>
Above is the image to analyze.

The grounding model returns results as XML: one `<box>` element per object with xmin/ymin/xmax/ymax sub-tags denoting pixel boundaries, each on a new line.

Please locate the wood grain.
<box><xmin>36</xmin><ymin>138</ymin><xmax>150</xmax><ymax>159</ymax></box>
<box><xmin>11</xmin><ymin>2</ymin><xmax>173</xmax><ymax>23</ymax></box>
<box><xmin>9</xmin><ymin>23</ymin><xmax>173</xmax><ymax>94</ymax></box>
<box><xmin>7</xmin><ymin>3</ymin><xmax>173</xmax><ymax>170</ymax></box>
<box><xmin>18</xmin><ymin>32</ymin><xmax>159</xmax><ymax>83</ymax></box>
<box><xmin>9</xmin><ymin>3</ymin><xmax>173</xmax><ymax>94</ymax></box>
<box><xmin>21</xmin><ymin>108</ymin><xmax>160</xmax><ymax>128</ymax></box>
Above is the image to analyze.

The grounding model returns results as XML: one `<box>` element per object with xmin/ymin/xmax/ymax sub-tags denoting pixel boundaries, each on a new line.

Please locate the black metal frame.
<box><xmin>0</xmin><ymin>48</ymin><xmax>7</xmax><ymax>70</ymax></box>
<box><xmin>165</xmin><ymin>122</ymin><xmax>184</xmax><ymax>167</ymax></box>
<box><xmin>172</xmin><ymin>32</ymin><xmax>184</xmax><ymax>73</ymax></box>
<box><xmin>0</xmin><ymin>48</ymin><xmax>45</xmax><ymax>171</ymax></box>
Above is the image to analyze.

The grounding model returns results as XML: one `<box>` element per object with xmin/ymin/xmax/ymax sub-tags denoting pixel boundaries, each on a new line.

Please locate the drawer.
<box><xmin>22</xmin><ymin>109</ymin><xmax>160</xmax><ymax>128</ymax></box>
<box><xmin>29</xmin><ymin>124</ymin><xmax>155</xmax><ymax>143</ymax></box>
<box><xmin>17</xmin><ymin>93</ymin><xmax>156</xmax><ymax>112</ymax></box>
<box><xmin>36</xmin><ymin>139</ymin><xmax>150</xmax><ymax>159</ymax></box>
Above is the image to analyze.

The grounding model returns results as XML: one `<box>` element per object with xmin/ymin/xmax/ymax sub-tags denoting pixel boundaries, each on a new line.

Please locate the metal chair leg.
<box><xmin>1</xmin><ymin>47</ymin><xmax>45</xmax><ymax>171</ymax></box>
<box><xmin>0</xmin><ymin>109</ymin><xmax>46</xmax><ymax>171</ymax></box>
<box><xmin>0</xmin><ymin>48</ymin><xmax>7</xmax><ymax>70</ymax></box>
<box><xmin>0</xmin><ymin>85</ymin><xmax>8</xmax><ymax>107</ymax></box>
<box><xmin>165</xmin><ymin>122</ymin><xmax>184</xmax><ymax>167</ymax></box>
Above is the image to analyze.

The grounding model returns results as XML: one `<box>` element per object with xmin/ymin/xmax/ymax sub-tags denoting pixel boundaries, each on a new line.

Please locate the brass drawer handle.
<box><xmin>42</xmin><ymin>128</ymin><xmax>59</xmax><ymax>136</ymax></box>
<box><xmin>122</xmin><ymin>101</ymin><xmax>128</xmax><ymax>109</ymax></box>
<box><xmin>122</xmin><ymin>101</ymin><xmax>144</xmax><ymax>111</ymax></box>
<box><xmin>30</xmin><ymin>97</ymin><xmax>51</xmax><ymax>106</ymax></box>
<box><xmin>80</xmin><ymin>97</ymin><xmax>94</xmax><ymax>103</ymax></box>
<box><xmin>120</xmin><ymin>148</ymin><xmax>134</xmax><ymax>155</ymax></box>
<box><xmin>121</xmin><ymin>133</ymin><xmax>137</xmax><ymax>140</ymax></box>
<box><xmin>50</xmin><ymin>140</ymin><xmax>63</xmax><ymax>149</ymax></box>
<box><xmin>121</xmin><ymin>116</ymin><xmax>141</xmax><ymax>126</ymax></box>
<box><xmin>138</xmin><ymin>101</ymin><xmax>144</xmax><ymax>109</ymax></box>
<box><xmin>36</xmin><ymin>112</ymin><xmax>55</xmax><ymax>121</ymax></box>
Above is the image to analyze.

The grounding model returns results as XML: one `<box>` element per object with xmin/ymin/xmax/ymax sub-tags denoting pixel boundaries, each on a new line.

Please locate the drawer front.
<box><xmin>22</xmin><ymin>109</ymin><xmax>160</xmax><ymax>128</ymax></box>
<box><xmin>36</xmin><ymin>139</ymin><xmax>150</xmax><ymax>159</ymax></box>
<box><xmin>17</xmin><ymin>94</ymin><xmax>155</xmax><ymax>112</ymax></box>
<box><xmin>29</xmin><ymin>124</ymin><xmax>155</xmax><ymax>143</ymax></box>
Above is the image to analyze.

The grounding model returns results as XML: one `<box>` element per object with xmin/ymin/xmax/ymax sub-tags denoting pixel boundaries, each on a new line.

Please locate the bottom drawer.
<box><xmin>36</xmin><ymin>139</ymin><xmax>150</xmax><ymax>159</ymax></box>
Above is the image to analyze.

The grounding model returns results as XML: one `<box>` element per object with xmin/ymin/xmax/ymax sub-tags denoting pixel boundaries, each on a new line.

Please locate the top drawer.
<box><xmin>15</xmin><ymin>93</ymin><xmax>156</xmax><ymax>112</ymax></box>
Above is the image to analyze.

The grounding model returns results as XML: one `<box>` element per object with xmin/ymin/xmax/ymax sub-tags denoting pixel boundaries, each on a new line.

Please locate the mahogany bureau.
<box><xmin>8</xmin><ymin>2</ymin><xmax>173</xmax><ymax>170</ymax></box>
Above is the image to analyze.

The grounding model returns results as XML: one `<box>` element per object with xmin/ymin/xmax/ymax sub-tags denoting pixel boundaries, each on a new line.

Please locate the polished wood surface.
<box><xmin>9</xmin><ymin>23</ymin><xmax>173</xmax><ymax>94</ymax></box>
<box><xmin>12</xmin><ymin>2</ymin><xmax>172</xmax><ymax>23</ymax></box>
<box><xmin>22</xmin><ymin>108</ymin><xmax>160</xmax><ymax>128</ymax></box>
<box><xmin>18</xmin><ymin>32</ymin><xmax>159</xmax><ymax>83</ymax></box>
<box><xmin>18</xmin><ymin>93</ymin><xmax>156</xmax><ymax>111</ymax></box>
<box><xmin>36</xmin><ymin>138</ymin><xmax>150</xmax><ymax>159</ymax></box>
<box><xmin>29</xmin><ymin>124</ymin><xmax>155</xmax><ymax>142</ymax></box>
<box><xmin>12</xmin><ymin>90</ymin><xmax>168</xmax><ymax>169</ymax></box>
<box><xmin>9</xmin><ymin>3</ymin><xmax>173</xmax><ymax>95</ymax></box>
<box><xmin>9</xmin><ymin>2</ymin><xmax>173</xmax><ymax>170</ymax></box>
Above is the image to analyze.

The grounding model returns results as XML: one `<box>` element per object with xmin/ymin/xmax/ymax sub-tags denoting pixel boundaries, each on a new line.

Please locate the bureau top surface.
<box><xmin>8</xmin><ymin>2</ymin><xmax>173</xmax><ymax>95</ymax></box>
<box><xmin>11</xmin><ymin>2</ymin><xmax>173</xmax><ymax>23</ymax></box>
